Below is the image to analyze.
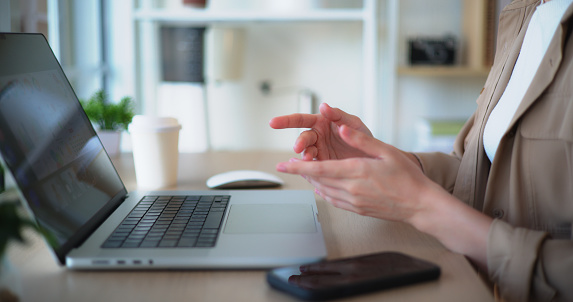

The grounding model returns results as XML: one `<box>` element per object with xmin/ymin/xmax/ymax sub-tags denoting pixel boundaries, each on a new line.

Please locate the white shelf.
<box><xmin>133</xmin><ymin>9</ymin><xmax>367</xmax><ymax>23</ymax></box>
<box><xmin>397</xmin><ymin>66</ymin><xmax>491</xmax><ymax>77</ymax></box>
<box><xmin>133</xmin><ymin>0</ymin><xmax>381</xmax><ymax>143</ymax></box>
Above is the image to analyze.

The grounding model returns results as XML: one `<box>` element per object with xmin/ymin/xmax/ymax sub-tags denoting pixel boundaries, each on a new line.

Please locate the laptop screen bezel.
<box><xmin>0</xmin><ymin>32</ymin><xmax>129</xmax><ymax>265</ymax></box>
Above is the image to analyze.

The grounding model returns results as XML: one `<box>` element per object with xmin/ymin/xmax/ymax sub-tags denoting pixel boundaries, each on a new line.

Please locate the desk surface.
<box><xmin>3</xmin><ymin>151</ymin><xmax>493</xmax><ymax>302</ymax></box>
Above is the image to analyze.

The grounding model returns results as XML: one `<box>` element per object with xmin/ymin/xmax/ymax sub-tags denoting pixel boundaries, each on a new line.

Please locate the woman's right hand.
<box><xmin>269</xmin><ymin>103</ymin><xmax>374</xmax><ymax>161</ymax></box>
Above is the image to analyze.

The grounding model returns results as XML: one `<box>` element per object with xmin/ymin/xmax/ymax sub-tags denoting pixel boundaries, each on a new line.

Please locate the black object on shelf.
<box><xmin>408</xmin><ymin>36</ymin><xmax>457</xmax><ymax>66</ymax></box>
<box><xmin>161</xmin><ymin>26</ymin><xmax>206</xmax><ymax>83</ymax></box>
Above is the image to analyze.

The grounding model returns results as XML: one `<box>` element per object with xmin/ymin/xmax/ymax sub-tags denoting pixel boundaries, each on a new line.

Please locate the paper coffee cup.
<box><xmin>128</xmin><ymin>115</ymin><xmax>182</xmax><ymax>190</ymax></box>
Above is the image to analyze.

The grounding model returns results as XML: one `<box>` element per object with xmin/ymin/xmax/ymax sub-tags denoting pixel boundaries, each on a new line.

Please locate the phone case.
<box><xmin>267</xmin><ymin>251</ymin><xmax>441</xmax><ymax>301</ymax></box>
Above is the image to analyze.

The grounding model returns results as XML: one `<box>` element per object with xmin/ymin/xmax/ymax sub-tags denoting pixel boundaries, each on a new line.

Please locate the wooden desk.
<box><xmin>4</xmin><ymin>151</ymin><xmax>493</xmax><ymax>302</ymax></box>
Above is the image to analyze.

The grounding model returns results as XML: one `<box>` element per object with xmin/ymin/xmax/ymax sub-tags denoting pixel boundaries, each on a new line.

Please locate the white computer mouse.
<box><xmin>206</xmin><ymin>170</ymin><xmax>285</xmax><ymax>189</ymax></box>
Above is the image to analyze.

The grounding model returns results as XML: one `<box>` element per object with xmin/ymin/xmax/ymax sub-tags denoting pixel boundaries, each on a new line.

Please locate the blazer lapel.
<box><xmin>506</xmin><ymin>3</ymin><xmax>573</xmax><ymax>132</ymax></box>
<box><xmin>464</xmin><ymin>2</ymin><xmax>535</xmax><ymax>209</ymax></box>
<box><xmin>482</xmin><ymin>1</ymin><xmax>535</xmax><ymax>127</ymax></box>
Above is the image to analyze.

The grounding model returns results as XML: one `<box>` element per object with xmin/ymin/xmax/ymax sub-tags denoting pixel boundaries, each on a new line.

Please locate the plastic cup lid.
<box><xmin>128</xmin><ymin>115</ymin><xmax>182</xmax><ymax>133</ymax></box>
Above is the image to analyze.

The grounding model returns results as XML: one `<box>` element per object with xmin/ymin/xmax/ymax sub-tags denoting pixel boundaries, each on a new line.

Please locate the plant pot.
<box><xmin>97</xmin><ymin>130</ymin><xmax>121</xmax><ymax>156</ymax></box>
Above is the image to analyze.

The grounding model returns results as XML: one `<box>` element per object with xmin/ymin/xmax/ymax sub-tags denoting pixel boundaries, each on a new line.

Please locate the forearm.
<box><xmin>407</xmin><ymin>186</ymin><xmax>493</xmax><ymax>269</ymax></box>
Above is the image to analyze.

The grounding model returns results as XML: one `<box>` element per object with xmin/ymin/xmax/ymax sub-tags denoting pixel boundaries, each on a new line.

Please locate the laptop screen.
<box><xmin>0</xmin><ymin>33</ymin><xmax>126</xmax><ymax>263</ymax></box>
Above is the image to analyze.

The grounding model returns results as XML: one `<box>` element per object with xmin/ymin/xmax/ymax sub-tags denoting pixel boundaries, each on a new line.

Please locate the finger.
<box><xmin>320</xmin><ymin>103</ymin><xmax>371</xmax><ymax>135</ymax></box>
<box><xmin>339</xmin><ymin>125</ymin><xmax>389</xmax><ymax>159</ymax></box>
<box><xmin>321</xmin><ymin>193</ymin><xmax>360</xmax><ymax>214</ymax></box>
<box><xmin>310</xmin><ymin>182</ymin><xmax>362</xmax><ymax>215</ymax></box>
<box><xmin>301</xmin><ymin>146</ymin><xmax>318</xmax><ymax>161</ymax></box>
<box><xmin>313</xmin><ymin>180</ymin><xmax>355</xmax><ymax>202</ymax></box>
<box><xmin>319</xmin><ymin>103</ymin><xmax>343</xmax><ymax>124</ymax></box>
<box><xmin>285</xmin><ymin>159</ymin><xmax>311</xmax><ymax>181</ymax></box>
<box><xmin>305</xmin><ymin>174</ymin><xmax>349</xmax><ymax>193</ymax></box>
<box><xmin>294</xmin><ymin>129</ymin><xmax>319</xmax><ymax>153</ymax></box>
<box><xmin>276</xmin><ymin>159</ymin><xmax>351</xmax><ymax>178</ymax></box>
<box><xmin>269</xmin><ymin>113</ymin><xmax>319</xmax><ymax>130</ymax></box>
<box><xmin>286</xmin><ymin>158</ymin><xmax>310</xmax><ymax>177</ymax></box>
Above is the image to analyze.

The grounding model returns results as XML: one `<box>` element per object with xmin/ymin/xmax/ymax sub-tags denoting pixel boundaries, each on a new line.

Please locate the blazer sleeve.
<box><xmin>413</xmin><ymin>152</ymin><xmax>461</xmax><ymax>193</ymax></box>
<box><xmin>487</xmin><ymin>219</ymin><xmax>573</xmax><ymax>302</ymax></box>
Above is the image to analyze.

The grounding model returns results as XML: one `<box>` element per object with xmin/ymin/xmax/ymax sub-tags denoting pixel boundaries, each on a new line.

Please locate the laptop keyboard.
<box><xmin>101</xmin><ymin>195</ymin><xmax>230</xmax><ymax>249</ymax></box>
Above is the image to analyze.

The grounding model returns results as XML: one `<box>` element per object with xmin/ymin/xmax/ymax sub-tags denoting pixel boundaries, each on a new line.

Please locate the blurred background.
<box><xmin>1</xmin><ymin>0</ymin><xmax>511</xmax><ymax>153</ymax></box>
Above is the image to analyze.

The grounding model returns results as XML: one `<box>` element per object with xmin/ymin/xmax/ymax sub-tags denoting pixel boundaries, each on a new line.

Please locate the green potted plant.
<box><xmin>0</xmin><ymin>194</ymin><xmax>38</xmax><ymax>264</ymax></box>
<box><xmin>0</xmin><ymin>164</ymin><xmax>56</xmax><ymax>301</ymax></box>
<box><xmin>0</xmin><ymin>193</ymin><xmax>57</xmax><ymax>302</ymax></box>
<box><xmin>80</xmin><ymin>90</ymin><xmax>135</xmax><ymax>156</ymax></box>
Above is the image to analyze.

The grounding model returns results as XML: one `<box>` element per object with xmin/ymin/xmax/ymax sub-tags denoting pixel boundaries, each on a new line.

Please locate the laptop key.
<box><xmin>122</xmin><ymin>242</ymin><xmax>141</xmax><ymax>248</ymax></box>
<box><xmin>158</xmin><ymin>240</ymin><xmax>178</xmax><ymax>247</ymax></box>
<box><xmin>102</xmin><ymin>240</ymin><xmax>124</xmax><ymax>248</ymax></box>
<box><xmin>140</xmin><ymin>241</ymin><xmax>160</xmax><ymax>248</ymax></box>
<box><xmin>195</xmin><ymin>242</ymin><xmax>215</xmax><ymax>248</ymax></box>
<box><xmin>204</xmin><ymin>211</ymin><xmax>225</xmax><ymax>229</ymax></box>
<box><xmin>177</xmin><ymin>238</ymin><xmax>197</xmax><ymax>247</ymax></box>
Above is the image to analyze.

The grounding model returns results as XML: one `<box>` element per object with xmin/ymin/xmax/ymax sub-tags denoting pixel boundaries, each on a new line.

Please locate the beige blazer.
<box><xmin>415</xmin><ymin>0</ymin><xmax>573</xmax><ymax>301</ymax></box>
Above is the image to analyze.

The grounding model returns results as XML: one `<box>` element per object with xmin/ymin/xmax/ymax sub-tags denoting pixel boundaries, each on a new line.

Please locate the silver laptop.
<box><xmin>0</xmin><ymin>33</ymin><xmax>326</xmax><ymax>269</ymax></box>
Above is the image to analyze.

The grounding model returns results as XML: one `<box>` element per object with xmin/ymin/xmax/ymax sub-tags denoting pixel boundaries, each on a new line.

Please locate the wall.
<box><xmin>396</xmin><ymin>76</ymin><xmax>484</xmax><ymax>151</ymax></box>
<box><xmin>1</xmin><ymin>1</ymin><xmax>11</xmax><ymax>31</ymax></box>
<box><xmin>209</xmin><ymin>23</ymin><xmax>363</xmax><ymax>151</ymax></box>
<box><xmin>156</xmin><ymin>22</ymin><xmax>364</xmax><ymax>152</ymax></box>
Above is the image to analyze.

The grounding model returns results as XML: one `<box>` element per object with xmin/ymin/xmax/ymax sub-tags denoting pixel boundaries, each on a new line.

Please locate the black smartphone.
<box><xmin>266</xmin><ymin>251</ymin><xmax>441</xmax><ymax>301</ymax></box>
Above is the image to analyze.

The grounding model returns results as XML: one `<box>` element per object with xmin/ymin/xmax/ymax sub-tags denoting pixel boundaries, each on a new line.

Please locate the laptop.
<box><xmin>0</xmin><ymin>33</ymin><xmax>327</xmax><ymax>269</ymax></box>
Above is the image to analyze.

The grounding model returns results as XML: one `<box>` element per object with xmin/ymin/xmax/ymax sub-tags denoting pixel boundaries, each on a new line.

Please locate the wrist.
<box><xmin>407</xmin><ymin>152</ymin><xmax>424</xmax><ymax>171</ymax></box>
<box><xmin>406</xmin><ymin>187</ymin><xmax>492</xmax><ymax>268</ymax></box>
<box><xmin>405</xmin><ymin>184</ymin><xmax>452</xmax><ymax>233</ymax></box>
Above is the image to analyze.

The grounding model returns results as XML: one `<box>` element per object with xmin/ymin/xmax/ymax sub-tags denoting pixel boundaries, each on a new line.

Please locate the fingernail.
<box><xmin>276</xmin><ymin>163</ymin><xmax>287</xmax><ymax>172</ymax></box>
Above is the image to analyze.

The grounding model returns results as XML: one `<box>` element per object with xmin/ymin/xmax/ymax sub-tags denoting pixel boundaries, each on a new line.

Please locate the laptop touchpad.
<box><xmin>223</xmin><ymin>204</ymin><xmax>317</xmax><ymax>234</ymax></box>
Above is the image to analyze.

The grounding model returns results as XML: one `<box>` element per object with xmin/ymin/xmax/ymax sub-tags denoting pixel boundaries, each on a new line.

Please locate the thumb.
<box><xmin>320</xmin><ymin>103</ymin><xmax>372</xmax><ymax>135</ymax></box>
<box><xmin>338</xmin><ymin>125</ymin><xmax>389</xmax><ymax>159</ymax></box>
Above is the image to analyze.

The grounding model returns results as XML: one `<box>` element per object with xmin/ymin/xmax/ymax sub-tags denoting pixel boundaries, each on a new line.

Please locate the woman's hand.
<box><xmin>276</xmin><ymin>125</ymin><xmax>431</xmax><ymax>223</ymax></box>
<box><xmin>276</xmin><ymin>124</ymin><xmax>492</xmax><ymax>269</ymax></box>
<box><xmin>269</xmin><ymin>103</ymin><xmax>374</xmax><ymax>161</ymax></box>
